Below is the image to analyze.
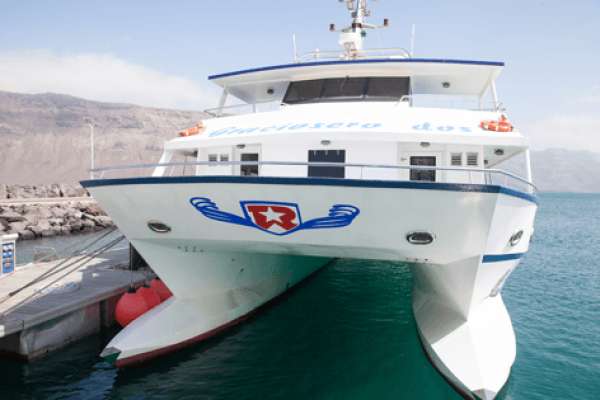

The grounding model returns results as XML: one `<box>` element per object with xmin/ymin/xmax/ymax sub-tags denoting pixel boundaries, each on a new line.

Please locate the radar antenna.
<box><xmin>329</xmin><ymin>0</ymin><xmax>389</xmax><ymax>57</ymax></box>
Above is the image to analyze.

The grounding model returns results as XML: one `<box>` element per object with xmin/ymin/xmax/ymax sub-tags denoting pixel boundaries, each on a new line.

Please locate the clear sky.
<box><xmin>0</xmin><ymin>0</ymin><xmax>599</xmax><ymax>152</ymax></box>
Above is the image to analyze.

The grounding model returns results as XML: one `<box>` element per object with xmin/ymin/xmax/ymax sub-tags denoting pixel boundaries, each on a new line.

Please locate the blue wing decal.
<box><xmin>190</xmin><ymin>197</ymin><xmax>359</xmax><ymax>234</ymax></box>
<box><xmin>300</xmin><ymin>205</ymin><xmax>360</xmax><ymax>230</ymax></box>
<box><xmin>190</xmin><ymin>197</ymin><xmax>253</xmax><ymax>227</ymax></box>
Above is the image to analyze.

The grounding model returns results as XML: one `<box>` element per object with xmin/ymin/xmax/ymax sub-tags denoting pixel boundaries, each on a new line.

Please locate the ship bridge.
<box><xmin>207</xmin><ymin>58</ymin><xmax>505</xmax><ymax>116</ymax></box>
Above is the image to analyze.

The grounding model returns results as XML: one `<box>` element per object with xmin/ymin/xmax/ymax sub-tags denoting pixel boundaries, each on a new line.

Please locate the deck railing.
<box><xmin>296</xmin><ymin>47</ymin><xmax>411</xmax><ymax>61</ymax></box>
<box><xmin>89</xmin><ymin>161</ymin><xmax>536</xmax><ymax>195</ymax></box>
<box><xmin>203</xmin><ymin>96</ymin><xmax>504</xmax><ymax>118</ymax></box>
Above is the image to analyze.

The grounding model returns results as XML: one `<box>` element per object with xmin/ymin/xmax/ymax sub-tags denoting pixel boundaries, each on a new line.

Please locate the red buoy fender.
<box><xmin>150</xmin><ymin>278</ymin><xmax>173</xmax><ymax>302</ymax></box>
<box><xmin>115</xmin><ymin>287</ymin><xmax>149</xmax><ymax>327</ymax></box>
<box><xmin>138</xmin><ymin>285</ymin><xmax>161</xmax><ymax>309</ymax></box>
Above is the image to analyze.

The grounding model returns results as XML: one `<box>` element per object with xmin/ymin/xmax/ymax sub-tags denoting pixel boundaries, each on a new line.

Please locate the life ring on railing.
<box><xmin>480</xmin><ymin>115</ymin><xmax>513</xmax><ymax>133</ymax></box>
<box><xmin>178</xmin><ymin>121</ymin><xmax>205</xmax><ymax>137</ymax></box>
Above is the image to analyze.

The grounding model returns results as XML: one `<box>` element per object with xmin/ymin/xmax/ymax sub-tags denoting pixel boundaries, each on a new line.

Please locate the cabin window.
<box><xmin>321</xmin><ymin>78</ymin><xmax>367</xmax><ymax>99</ymax></box>
<box><xmin>451</xmin><ymin>153</ymin><xmax>462</xmax><ymax>166</ymax></box>
<box><xmin>308</xmin><ymin>150</ymin><xmax>345</xmax><ymax>178</ymax></box>
<box><xmin>466</xmin><ymin>152</ymin><xmax>479</xmax><ymax>166</ymax></box>
<box><xmin>410</xmin><ymin>156</ymin><xmax>436</xmax><ymax>182</ymax></box>
<box><xmin>240</xmin><ymin>153</ymin><xmax>259</xmax><ymax>176</ymax></box>
<box><xmin>219</xmin><ymin>154</ymin><xmax>229</xmax><ymax>162</ymax></box>
<box><xmin>208</xmin><ymin>154</ymin><xmax>218</xmax><ymax>165</ymax></box>
<box><xmin>365</xmin><ymin>77</ymin><xmax>410</xmax><ymax>101</ymax></box>
<box><xmin>283</xmin><ymin>77</ymin><xmax>410</xmax><ymax>104</ymax></box>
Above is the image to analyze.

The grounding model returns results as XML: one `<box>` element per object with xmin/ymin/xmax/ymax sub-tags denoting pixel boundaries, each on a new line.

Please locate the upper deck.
<box><xmin>209</xmin><ymin>58</ymin><xmax>504</xmax><ymax>106</ymax></box>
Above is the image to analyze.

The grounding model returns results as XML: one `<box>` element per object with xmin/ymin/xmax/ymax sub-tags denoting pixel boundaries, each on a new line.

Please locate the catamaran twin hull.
<box><xmin>83</xmin><ymin>176</ymin><xmax>537</xmax><ymax>399</ymax></box>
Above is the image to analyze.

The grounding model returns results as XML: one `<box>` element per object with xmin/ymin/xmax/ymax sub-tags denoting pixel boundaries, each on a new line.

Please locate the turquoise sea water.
<box><xmin>3</xmin><ymin>193</ymin><xmax>599</xmax><ymax>399</ymax></box>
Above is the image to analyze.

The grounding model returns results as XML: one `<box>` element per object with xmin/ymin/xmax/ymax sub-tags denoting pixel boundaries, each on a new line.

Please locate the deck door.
<box><xmin>234</xmin><ymin>144</ymin><xmax>261</xmax><ymax>176</ymax></box>
<box><xmin>398</xmin><ymin>151</ymin><xmax>442</xmax><ymax>182</ymax></box>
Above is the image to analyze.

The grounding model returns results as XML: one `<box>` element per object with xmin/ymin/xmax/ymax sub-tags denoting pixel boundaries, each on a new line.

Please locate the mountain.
<box><xmin>0</xmin><ymin>90</ymin><xmax>598</xmax><ymax>192</ymax></box>
<box><xmin>527</xmin><ymin>149</ymin><xmax>600</xmax><ymax>193</ymax></box>
<box><xmin>0</xmin><ymin>90</ymin><xmax>205</xmax><ymax>183</ymax></box>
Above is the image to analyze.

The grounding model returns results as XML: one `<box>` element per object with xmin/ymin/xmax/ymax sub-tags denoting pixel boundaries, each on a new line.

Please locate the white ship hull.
<box><xmin>84</xmin><ymin>176</ymin><xmax>536</xmax><ymax>399</ymax></box>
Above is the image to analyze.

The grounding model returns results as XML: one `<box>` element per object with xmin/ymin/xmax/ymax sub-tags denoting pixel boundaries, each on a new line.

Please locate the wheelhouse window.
<box><xmin>308</xmin><ymin>150</ymin><xmax>345</xmax><ymax>178</ymax></box>
<box><xmin>283</xmin><ymin>77</ymin><xmax>410</xmax><ymax>104</ymax></box>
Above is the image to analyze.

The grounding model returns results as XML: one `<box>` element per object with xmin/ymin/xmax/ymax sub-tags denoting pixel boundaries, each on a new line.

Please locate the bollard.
<box><xmin>1</xmin><ymin>233</ymin><xmax>17</xmax><ymax>276</ymax></box>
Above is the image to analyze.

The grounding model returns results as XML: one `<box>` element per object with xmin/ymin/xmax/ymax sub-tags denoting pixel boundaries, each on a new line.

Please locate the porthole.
<box><xmin>147</xmin><ymin>220</ymin><xmax>171</xmax><ymax>233</ymax></box>
<box><xmin>509</xmin><ymin>230</ymin><xmax>523</xmax><ymax>247</ymax></box>
<box><xmin>406</xmin><ymin>231</ymin><xmax>434</xmax><ymax>245</ymax></box>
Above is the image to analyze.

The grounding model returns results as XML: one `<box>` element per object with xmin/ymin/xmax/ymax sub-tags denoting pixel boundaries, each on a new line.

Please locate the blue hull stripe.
<box><xmin>80</xmin><ymin>176</ymin><xmax>537</xmax><ymax>205</ymax></box>
<box><xmin>482</xmin><ymin>253</ymin><xmax>525</xmax><ymax>263</ymax></box>
<box><xmin>208</xmin><ymin>58</ymin><xmax>505</xmax><ymax>80</ymax></box>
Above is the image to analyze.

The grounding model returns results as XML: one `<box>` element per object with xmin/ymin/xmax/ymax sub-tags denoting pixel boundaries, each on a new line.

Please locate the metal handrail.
<box><xmin>204</xmin><ymin>99</ymin><xmax>282</xmax><ymax>117</ymax></box>
<box><xmin>298</xmin><ymin>47</ymin><xmax>411</xmax><ymax>61</ymax></box>
<box><xmin>90</xmin><ymin>160</ymin><xmax>537</xmax><ymax>192</ymax></box>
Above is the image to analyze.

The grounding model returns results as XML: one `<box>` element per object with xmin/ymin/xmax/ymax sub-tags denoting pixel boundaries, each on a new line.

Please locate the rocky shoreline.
<box><xmin>0</xmin><ymin>184</ymin><xmax>113</xmax><ymax>240</ymax></box>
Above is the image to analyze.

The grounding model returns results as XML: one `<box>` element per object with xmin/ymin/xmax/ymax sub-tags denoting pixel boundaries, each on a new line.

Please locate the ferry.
<box><xmin>82</xmin><ymin>1</ymin><xmax>537</xmax><ymax>398</ymax></box>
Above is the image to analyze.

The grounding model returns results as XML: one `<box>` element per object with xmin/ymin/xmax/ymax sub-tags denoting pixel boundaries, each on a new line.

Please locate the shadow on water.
<box><xmin>0</xmin><ymin>259</ymin><xmax>459</xmax><ymax>400</ymax></box>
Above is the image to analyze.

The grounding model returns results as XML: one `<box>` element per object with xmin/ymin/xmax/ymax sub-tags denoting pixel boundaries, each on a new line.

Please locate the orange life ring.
<box><xmin>178</xmin><ymin>122</ymin><xmax>205</xmax><ymax>137</ymax></box>
<box><xmin>480</xmin><ymin>115</ymin><xmax>513</xmax><ymax>132</ymax></box>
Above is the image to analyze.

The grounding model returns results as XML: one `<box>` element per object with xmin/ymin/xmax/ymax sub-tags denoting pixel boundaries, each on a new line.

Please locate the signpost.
<box><xmin>1</xmin><ymin>233</ymin><xmax>17</xmax><ymax>276</ymax></box>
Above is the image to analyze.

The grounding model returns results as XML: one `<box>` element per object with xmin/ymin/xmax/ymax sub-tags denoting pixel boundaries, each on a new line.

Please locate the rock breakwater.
<box><xmin>0</xmin><ymin>183</ymin><xmax>88</xmax><ymax>200</ymax></box>
<box><xmin>0</xmin><ymin>184</ymin><xmax>113</xmax><ymax>240</ymax></box>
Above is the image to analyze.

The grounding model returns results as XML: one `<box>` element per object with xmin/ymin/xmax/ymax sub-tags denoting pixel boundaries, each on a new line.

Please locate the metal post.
<box><xmin>410</xmin><ymin>24</ymin><xmax>416</xmax><ymax>57</ymax></box>
<box><xmin>217</xmin><ymin>89</ymin><xmax>228</xmax><ymax>116</ymax></box>
<box><xmin>292</xmin><ymin>33</ymin><xmax>298</xmax><ymax>62</ymax></box>
<box><xmin>490</xmin><ymin>81</ymin><xmax>499</xmax><ymax>111</ymax></box>
<box><xmin>87</xmin><ymin>123</ymin><xmax>95</xmax><ymax>179</ymax></box>
<box><xmin>524</xmin><ymin>149</ymin><xmax>533</xmax><ymax>183</ymax></box>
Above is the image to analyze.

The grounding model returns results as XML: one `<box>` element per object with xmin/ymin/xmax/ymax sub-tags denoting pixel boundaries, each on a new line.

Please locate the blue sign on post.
<box><xmin>1</xmin><ymin>234</ymin><xmax>17</xmax><ymax>276</ymax></box>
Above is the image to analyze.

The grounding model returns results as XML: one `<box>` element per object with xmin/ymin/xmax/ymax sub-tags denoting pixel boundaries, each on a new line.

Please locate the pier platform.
<box><xmin>0</xmin><ymin>247</ymin><xmax>146</xmax><ymax>360</ymax></box>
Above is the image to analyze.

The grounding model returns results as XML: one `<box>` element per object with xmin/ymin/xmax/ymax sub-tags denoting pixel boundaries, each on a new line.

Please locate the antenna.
<box><xmin>410</xmin><ymin>24</ymin><xmax>416</xmax><ymax>57</ymax></box>
<box><xmin>292</xmin><ymin>33</ymin><xmax>298</xmax><ymax>62</ymax></box>
<box><xmin>330</xmin><ymin>0</ymin><xmax>389</xmax><ymax>57</ymax></box>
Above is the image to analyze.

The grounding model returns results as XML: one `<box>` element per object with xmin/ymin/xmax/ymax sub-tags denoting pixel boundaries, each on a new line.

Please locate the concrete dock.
<box><xmin>0</xmin><ymin>246</ymin><xmax>146</xmax><ymax>360</ymax></box>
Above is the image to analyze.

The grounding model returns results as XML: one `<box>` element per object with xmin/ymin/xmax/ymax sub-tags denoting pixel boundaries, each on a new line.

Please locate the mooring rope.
<box><xmin>5</xmin><ymin>227</ymin><xmax>118</xmax><ymax>298</ymax></box>
<box><xmin>0</xmin><ymin>231</ymin><xmax>125</xmax><ymax>313</ymax></box>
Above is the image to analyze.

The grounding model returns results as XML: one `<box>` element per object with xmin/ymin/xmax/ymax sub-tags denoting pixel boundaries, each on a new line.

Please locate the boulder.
<box><xmin>71</xmin><ymin>210</ymin><xmax>83</xmax><ymax>219</ymax></box>
<box><xmin>83</xmin><ymin>203</ymin><xmax>104</xmax><ymax>216</ymax></box>
<box><xmin>8</xmin><ymin>221</ymin><xmax>28</xmax><ymax>233</ymax></box>
<box><xmin>22</xmin><ymin>212</ymin><xmax>40</xmax><ymax>226</ymax></box>
<box><xmin>81</xmin><ymin>218</ymin><xmax>96</xmax><ymax>229</ymax></box>
<box><xmin>59</xmin><ymin>184</ymin><xmax>88</xmax><ymax>198</ymax></box>
<box><xmin>48</xmin><ymin>184</ymin><xmax>62</xmax><ymax>198</ymax></box>
<box><xmin>50</xmin><ymin>206</ymin><xmax>68</xmax><ymax>218</ymax></box>
<box><xmin>29</xmin><ymin>220</ymin><xmax>52</xmax><ymax>236</ymax></box>
<box><xmin>19</xmin><ymin>229</ymin><xmax>36</xmax><ymax>240</ymax></box>
<box><xmin>69</xmin><ymin>221</ymin><xmax>83</xmax><ymax>231</ymax></box>
<box><xmin>0</xmin><ymin>184</ymin><xmax>6</xmax><ymax>200</ymax></box>
<box><xmin>48</xmin><ymin>217</ymin><xmax>64</xmax><ymax>226</ymax></box>
<box><xmin>0</xmin><ymin>210</ymin><xmax>26</xmax><ymax>223</ymax></box>
<box><xmin>94</xmin><ymin>215</ymin><xmax>113</xmax><ymax>227</ymax></box>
